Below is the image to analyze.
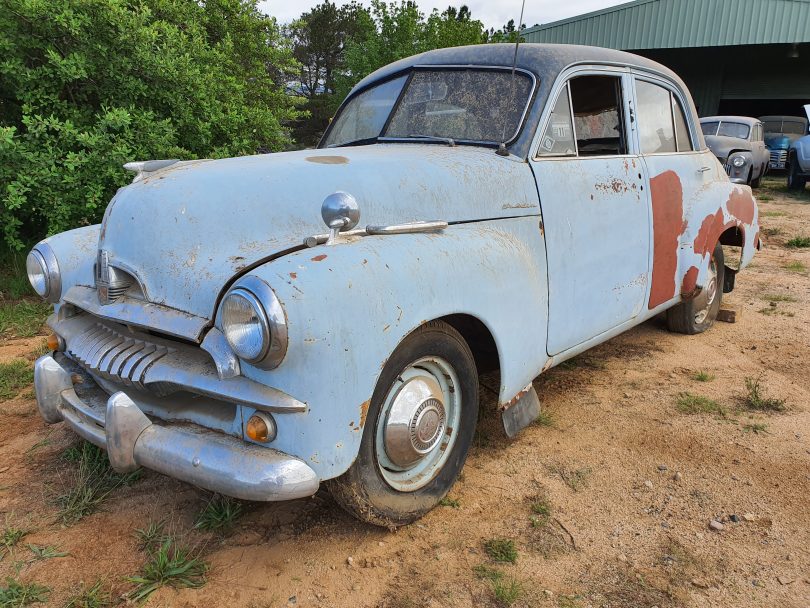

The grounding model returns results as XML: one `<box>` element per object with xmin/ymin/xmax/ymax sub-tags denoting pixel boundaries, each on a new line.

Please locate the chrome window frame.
<box><xmin>631</xmin><ymin>72</ymin><xmax>700</xmax><ymax>155</ymax></box>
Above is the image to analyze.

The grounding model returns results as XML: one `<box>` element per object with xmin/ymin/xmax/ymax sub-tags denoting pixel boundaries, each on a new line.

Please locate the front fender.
<box><xmin>238</xmin><ymin>217</ymin><xmax>549</xmax><ymax>480</ymax></box>
<box><xmin>37</xmin><ymin>225</ymin><xmax>100</xmax><ymax>309</ymax></box>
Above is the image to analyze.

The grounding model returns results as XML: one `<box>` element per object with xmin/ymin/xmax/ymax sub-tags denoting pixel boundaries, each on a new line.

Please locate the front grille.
<box><xmin>770</xmin><ymin>149</ymin><xmax>788</xmax><ymax>165</ymax></box>
<box><xmin>68</xmin><ymin>322</ymin><xmax>175</xmax><ymax>391</ymax></box>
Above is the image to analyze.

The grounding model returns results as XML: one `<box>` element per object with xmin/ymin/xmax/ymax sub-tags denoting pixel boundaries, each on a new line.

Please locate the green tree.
<box><xmin>0</xmin><ymin>0</ymin><xmax>302</xmax><ymax>249</ymax></box>
<box><xmin>335</xmin><ymin>2</ymin><xmax>486</xmax><ymax>105</ymax></box>
<box><xmin>287</xmin><ymin>1</ymin><xmax>371</xmax><ymax>145</ymax></box>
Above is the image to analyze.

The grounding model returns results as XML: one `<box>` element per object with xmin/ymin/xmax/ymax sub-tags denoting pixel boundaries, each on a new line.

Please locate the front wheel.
<box><xmin>787</xmin><ymin>155</ymin><xmax>808</xmax><ymax>191</ymax></box>
<box><xmin>666</xmin><ymin>242</ymin><xmax>725</xmax><ymax>335</ymax></box>
<box><xmin>328</xmin><ymin>320</ymin><xmax>479</xmax><ymax>527</ymax></box>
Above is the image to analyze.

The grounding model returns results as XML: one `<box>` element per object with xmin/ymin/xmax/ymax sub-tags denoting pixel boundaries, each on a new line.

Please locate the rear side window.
<box><xmin>636</xmin><ymin>80</ymin><xmax>676</xmax><ymax>153</ymax></box>
<box><xmin>672</xmin><ymin>96</ymin><xmax>693</xmax><ymax>151</ymax></box>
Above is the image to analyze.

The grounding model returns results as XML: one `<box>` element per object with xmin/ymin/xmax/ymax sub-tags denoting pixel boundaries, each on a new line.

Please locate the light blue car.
<box><xmin>27</xmin><ymin>44</ymin><xmax>761</xmax><ymax>527</ymax></box>
<box><xmin>788</xmin><ymin>105</ymin><xmax>810</xmax><ymax>191</ymax></box>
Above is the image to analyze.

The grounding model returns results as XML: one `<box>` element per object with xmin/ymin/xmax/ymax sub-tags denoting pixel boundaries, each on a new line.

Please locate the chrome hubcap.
<box><xmin>375</xmin><ymin>357</ymin><xmax>461</xmax><ymax>492</ymax></box>
<box><xmin>695</xmin><ymin>257</ymin><xmax>718</xmax><ymax>325</ymax></box>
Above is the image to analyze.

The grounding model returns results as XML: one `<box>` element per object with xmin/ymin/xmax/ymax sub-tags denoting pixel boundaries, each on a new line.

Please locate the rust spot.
<box><xmin>311</xmin><ymin>254</ymin><xmax>327</xmax><ymax>262</ymax></box>
<box><xmin>726</xmin><ymin>188</ymin><xmax>756</xmax><ymax>225</ymax></box>
<box><xmin>648</xmin><ymin>171</ymin><xmax>683</xmax><ymax>309</ymax></box>
<box><xmin>305</xmin><ymin>155</ymin><xmax>349</xmax><ymax>164</ymax></box>
<box><xmin>595</xmin><ymin>179</ymin><xmax>629</xmax><ymax>194</ymax></box>
<box><xmin>358</xmin><ymin>400</ymin><xmax>370</xmax><ymax>428</ymax></box>
<box><xmin>499</xmin><ymin>386</ymin><xmax>530</xmax><ymax>411</ymax></box>
<box><xmin>680</xmin><ymin>265</ymin><xmax>699</xmax><ymax>298</ymax></box>
<box><xmin>289</xmin><ymin>272</ymin><xmax>297</xmax><ymax>279</ymax></box>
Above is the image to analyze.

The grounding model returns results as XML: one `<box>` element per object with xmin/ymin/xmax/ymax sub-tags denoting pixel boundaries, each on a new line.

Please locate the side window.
<box><xmin>636</xmin><ymin>80</ymin><xmax>677</xmax><ymax>154</ymax></box>
<box><xmin>569</xmin><ymin>75</ymin><xmax>627</xmax><ymax>156</ymax></box>
<box><xmin>672</xmin><ymin>95</ymin><xmax>693</xmax><ymax>151</ymax></box>
<box><xmin>537</xmin><ymin>84</ymin><xmax>576</xmax><ymax>156</ymax></box>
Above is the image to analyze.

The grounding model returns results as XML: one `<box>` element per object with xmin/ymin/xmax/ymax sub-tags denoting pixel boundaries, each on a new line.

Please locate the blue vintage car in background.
<box><xmin>787</xmin><ymin>105</ymin><xmax>810</xmax><ymax>191</ymax></box>
<box><xmin>761</xmin><ymin>114</ymin><xmax>810</xmax><ymax>171</ymax></box>
<box><xmin>28</xmin><ymin>44</ymin><xmax>760</xmax><ymax>527</ymax></box>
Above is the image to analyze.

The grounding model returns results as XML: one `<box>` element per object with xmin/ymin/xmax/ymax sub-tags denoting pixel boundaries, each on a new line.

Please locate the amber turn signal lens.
<box><xmin>246</xmin><ymin>413</ymin><xmax>276</xmax><ymax>443</ymax></box>
<box><xmin>47</xmin><ymin>333</ymin><xmax>64</xmax><ymax>351</ymax></box>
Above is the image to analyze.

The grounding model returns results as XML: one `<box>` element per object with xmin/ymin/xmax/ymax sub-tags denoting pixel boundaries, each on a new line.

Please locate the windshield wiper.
<box><xmin>401</xmin><ymin>134</ymin><xmax>456</xmax><ymax>147</ymax></box>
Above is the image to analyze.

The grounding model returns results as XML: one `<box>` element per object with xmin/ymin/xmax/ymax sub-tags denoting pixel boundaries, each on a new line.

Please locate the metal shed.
<box><xmin>522</xmin><ymin>0</ymin><xmax>810</xmax><ymax>117</ymax></box>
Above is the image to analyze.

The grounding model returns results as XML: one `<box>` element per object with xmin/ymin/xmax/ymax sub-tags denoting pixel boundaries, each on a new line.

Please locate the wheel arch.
<box><xmin>438</xmin><ymin>313</ymin><xmax>500</xmax><ymax>376</ymax></box>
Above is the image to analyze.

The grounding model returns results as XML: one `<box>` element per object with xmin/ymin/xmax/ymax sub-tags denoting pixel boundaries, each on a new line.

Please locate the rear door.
<box><xmin>529</xmin><ymin>67</ymin><xmax>651</xmax><ymax>356</ymax></box>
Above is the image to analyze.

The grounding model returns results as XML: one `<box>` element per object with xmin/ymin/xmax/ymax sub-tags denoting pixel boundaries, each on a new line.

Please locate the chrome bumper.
<box><xmin>34</xmin><ymin>354</ymin><xmax>319</xmax><ymax>501</ymax></box>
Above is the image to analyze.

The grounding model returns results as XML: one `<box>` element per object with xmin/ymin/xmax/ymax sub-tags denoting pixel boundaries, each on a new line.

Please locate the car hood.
<box><xmin>704</xmin><ymin>135</ymin><xmax>751</xmax><ymax>158</ymax></box>
<box><xmin>764</xmin><ymin>133</ymin><xmax>800</xmax><ymax>150</ymax></box>
<box><xmin>99</xmin><ymin>144</ymin><xmax>539</xmax><ymax>321</ymax></box>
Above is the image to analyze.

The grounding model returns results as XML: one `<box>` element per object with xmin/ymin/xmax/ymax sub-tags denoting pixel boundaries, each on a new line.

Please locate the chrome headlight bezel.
<box><xmin>731</xmin><ymin>154</ymin><xmax>746</xmax><ymax>168</ymax></box>
<box><xmin>27</xmin><ymin>243</ymin><xmax>61</xmax><ymax>303</ymax></box>
<box><xmin>218</xmin><ymin>276</ymin><xmax>288</xmax><ymax>370</ymax></box>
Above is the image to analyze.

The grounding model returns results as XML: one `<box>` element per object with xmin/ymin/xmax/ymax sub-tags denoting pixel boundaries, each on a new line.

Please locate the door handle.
<box><xmin>698</xmin><ymin>166</ymin><xmax>711</xmax><ymax>173</ymax></box>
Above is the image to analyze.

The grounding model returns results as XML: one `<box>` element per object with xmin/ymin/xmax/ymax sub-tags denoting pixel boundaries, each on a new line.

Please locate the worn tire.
<box><xmin>666</xmin><ymin>242</ymin><xmax>725</xmax><ymax>335</ymax></box>
<box><xmin>787</xmin><ymin>154</ymin><xmax>808</xmax><ymax>191</ymax></box>
<box><xmin>750</xmin><ymin>169</ymin><xmax>761</xmax><ymax>189</ymax></box>
<box><xmin>327</xmin><ymin>320</ymin><xmax>479</xmax><ymax>527</ymax></box>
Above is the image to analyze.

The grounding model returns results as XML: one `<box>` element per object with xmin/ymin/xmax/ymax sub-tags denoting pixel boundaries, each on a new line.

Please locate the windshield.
<box><xmin>762</xmin><ymin>119</ymin><xmax>807</xmax><ymax>136</ymax></box>
<box><xmin>323</xmin><ymin>68</ymin><xmax>534</xmax><ymax>148</ymax></box>
<box><xmin>701</xmin><ymin>121</ymin><xmax>749</xmax><ymax>139</ymax></box>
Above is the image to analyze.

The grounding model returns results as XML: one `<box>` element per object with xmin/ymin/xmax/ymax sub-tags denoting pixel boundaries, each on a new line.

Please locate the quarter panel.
<box><xmin>238</xmin><ymin>218</ymin><xmax>549</xmax><ymax>479</ymax></box>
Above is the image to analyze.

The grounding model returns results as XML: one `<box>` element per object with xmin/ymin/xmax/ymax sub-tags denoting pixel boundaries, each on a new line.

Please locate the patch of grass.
<box><xmin>438</xmin><ymin>496</ymin><xmax>460</xmax><ymax>508</ymax></box>
<box><xmin>692</xmin><ymin>370</ymin><xmax>715</xmax><ymax>382</ymax></box>
<box><xmin>26</xmin><ymin>545</ymin><xmax>67</xmax><ymax>562</ymax></box>
<box><xmin>741</xmin><ymin>376</ymin><xmax>786</xmax><ymax>412</ymax></box>
<box><xmin>0</xmin><ymin>253</ymin><xmax>32</xmax><ymax>300</ymax></box>
<box><xmin>757</xmin><ymin>306</ymin><xmax>795</xmax><ymax>317</ymax></box>
<box><xmin>0</xmin><ymin>361</ymin><xmax>33</xmax><ymax>401</ymax></box>
<box><xmin>134</xmin><ymin>521</ymin><xmax>169</xmax><ymax>554</ymax></box>
<box><xmin>529</xmin><ymin>498</ymin><xmax>552</xmax><ymax>528</ymax></box>
<box><xmin>484</xmin><ymin>538</ymin><xmax>518</xmax><ymax>564</ymax></box>
<box><xmin>127</xmin><ymin>538</ymin><xmax>207</xmax><ymax>602</ymax></box>
<box><xmin>0</xmin><ymin>577</ymin><xmax>49</xmax><ymax>607</ymax></box>
<box><xmin>549</xmin><ymin>463</ymin><xmax>592</xmax><ymax>492</ymax></box>
<box><xmin>676</xmin><ymin>392</ymin><xmax>725</xmax><ymax>416</ymax></box>
<box><xmin>784</xmin><ymin>261</ymin><xmax>807</xmax><ymax>273</ymax></box>
<box><xmin>0</xmin><ymin>301</ymin><xmax>50</xmax><ymax>339</ymax></box>
<box><xmin>492</xmin><ymin>577</ymin><xmax>523</xmax><ymax>606</ymax></box>
<box><xmin>473</xmin><ymin>564</ymin><xmax>503</xmax><ymax>581</ymax></box>
<box><xmin>533</xmin><ymin>410</ymin><xmax>554</xmax><ymax>427</ymax></box>
<box><xmin>194</xmin><ymin>495</ymin><xmax>243</xmax><ymax>532</ymax></box>
<box><xmin>742</xmin><ymin>423</ymin><xmax>768</xmax><ymax>434</ymax></box>
<box><xmin>763</xmin><ymin>293</ymin><xmax>798</xmax><ymax>303</ymax></box>
<box><xmin>761</xmin><ymin>226</ymin><xmax>782</xmax><ymax>237</ymax></box>
<box><xmin>756</xmin><ymin>195</ymin><xmax>773</xmax><ymax>202</ymax></box>
<box><xmin>57</xmin><ymin>442</ymin><xmax>141</xmax><ymax>525</ymax></box>
<box><xmin>63</xmin><ymin>580</ymin><xmax>112</xmax><ymax>608</ymax></box>
<box><xmin>785</xmin><ymin>236</ymin><xmax>810</xmax><ymax>248</ymax></box>
<box><xmin>1</xmin><ymin>517</ymin><xmax>29</xmax><ymax>560</ymax></box>
<box><xmin>759</xmin><ymin>209</ymin><xmax>784</xmax><ymax>216</ymax></box>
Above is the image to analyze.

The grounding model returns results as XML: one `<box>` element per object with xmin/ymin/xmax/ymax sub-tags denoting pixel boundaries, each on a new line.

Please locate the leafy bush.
<box><xmin>0</xmin><ymin>0</ymin><xmax>302</xmax><ymax>250</ymax></box>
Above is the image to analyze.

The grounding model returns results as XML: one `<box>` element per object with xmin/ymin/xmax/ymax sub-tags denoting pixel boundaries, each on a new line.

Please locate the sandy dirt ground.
<box><xmin>1</xmin><ymin>179</ymin><xmax>808</xmax><ymax>608</ymax></box>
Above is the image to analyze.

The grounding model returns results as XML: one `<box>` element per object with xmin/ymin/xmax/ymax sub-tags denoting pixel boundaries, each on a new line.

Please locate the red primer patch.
<box><xmin>681</xmin><ymin>266</ymin><xmax>699</xmax><ymax>298</ymax></box>
<box><xmin>726</xmin><ymin>189</ymin><xmax>756</xmax><ymax>225</ymax></box>
<box><xmin>289</xmin><ymin>272</ymin><xmax>297</xmax><ymax>279</ymax></box>
<box><xmin>648</xmin><ymin>171</ymin><xmax>683</xmax><ymax>309</ymax></box>
<box><xmin>311</xmin><ymin>254</ymin><xmax>327</xmax><ymax>262</ymax></box>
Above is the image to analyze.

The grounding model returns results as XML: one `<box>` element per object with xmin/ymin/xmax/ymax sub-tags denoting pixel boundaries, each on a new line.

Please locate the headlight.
<box><xmin>219</xmin><ymin>277</ymin><xmax>287</xmax><ymax>368</ymax></box>
<box><xmin>732</xmin><ymin>155</ymin><xmax>746</xmax><ymax>167</ymax></box>
<box><xmin>26</xmin><ymin>244</ymin><xmax>61</xmax><ymax>303</ymax></box>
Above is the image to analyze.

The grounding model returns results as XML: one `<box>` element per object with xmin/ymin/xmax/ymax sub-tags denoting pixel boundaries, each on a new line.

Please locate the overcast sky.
<box><xmin>259</xmin><ymin>0</ymin><xmax>630</xmax><ymax>30</ymax></box>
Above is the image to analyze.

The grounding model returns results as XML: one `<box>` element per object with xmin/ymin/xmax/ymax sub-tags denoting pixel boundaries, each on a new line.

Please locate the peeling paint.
<box><xmin>680</xmin><ymin>265</ymin><xmax>699</xmax><ymax>298</ymax></box>
<box><xmin>305</xmin><ymin>155</ymin><xmax>349</xmax><ymax>164</ymax></box>
<box><xmin>648</xmin><ymin>171</ymin><xmax>683</xmax><ymax>309</ymax></box>
<box><xmin>358</xmin><ymin>400</ymin><xmax>370</xmax><ymax>428</ymax></box>
<box><xmin>311</xmin><ymin>254</ymin><xmax>328</xmax><ymax>262</ymax></box>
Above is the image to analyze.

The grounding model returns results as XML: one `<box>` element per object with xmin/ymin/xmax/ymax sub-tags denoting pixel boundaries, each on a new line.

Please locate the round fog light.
<box><xmin>246</xmin><ymin>413</ymin><xmax>276</xmax><ymax>443</ymax></box>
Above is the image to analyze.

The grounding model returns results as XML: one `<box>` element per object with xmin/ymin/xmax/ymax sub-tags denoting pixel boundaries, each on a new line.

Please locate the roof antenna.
<box><xmin>497</xmin><ymin>0</ymin><xmax>527</xmax><ymax>157</ymax></box>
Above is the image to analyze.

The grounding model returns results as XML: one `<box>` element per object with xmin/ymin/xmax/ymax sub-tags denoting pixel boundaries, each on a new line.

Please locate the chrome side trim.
<box><xmin>63</xmin><ymin>285</ymin><xmax>209</xmax><ymax>342</ymax></box>
<box><xmin>304</xmin><ymin>221</ymin><xmax>447</xmax><ymax>248</ymax></box>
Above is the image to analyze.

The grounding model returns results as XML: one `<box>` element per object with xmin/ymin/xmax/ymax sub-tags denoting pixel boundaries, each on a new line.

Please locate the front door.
<box><xmin>530</xmin><ymin>70</ymin><xmax>651</xmax><ymax>356</ymax></box>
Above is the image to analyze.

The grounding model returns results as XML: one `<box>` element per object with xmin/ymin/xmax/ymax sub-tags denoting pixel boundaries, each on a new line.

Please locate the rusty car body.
<box><xmin>28</xmin><ymin>44</ymin><xmax>760</xmax><ymax>526</ymax></box>
<box><xmin>700</xmin><ymin>116</ymin><xmax>769</xmax><ymax>187</ymax></box>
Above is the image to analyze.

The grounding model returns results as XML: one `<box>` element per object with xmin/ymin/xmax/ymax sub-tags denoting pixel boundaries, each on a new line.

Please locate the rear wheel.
<box><xmin>666</xmin><ymin>243</ymin><xmax>724</xmax><ymax>335</ymax></box>
<box><xmin>328</xmin><ymin>320</ymin><xmax>478</xmax><ymax>527</ymax></box>
<box><xmin>787</xmin><ymin>154</ymin><xmax>808</xmax><ymax>191</ymax></box>
<box><xmin>750</xmin><ymin>168</ymin><xmax>762</xmax><ymax>188</ymax></box>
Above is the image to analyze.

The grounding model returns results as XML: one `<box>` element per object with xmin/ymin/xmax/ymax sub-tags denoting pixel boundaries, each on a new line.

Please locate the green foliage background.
<box><xmin>0</xmin><ymin>0</ymin><xmax>522</xmax><ymax>252</ymax></box>
<box><xmin>0</xmin><ymin>0</ymin><xmax>301</xmax><ymax>250</ymax></box>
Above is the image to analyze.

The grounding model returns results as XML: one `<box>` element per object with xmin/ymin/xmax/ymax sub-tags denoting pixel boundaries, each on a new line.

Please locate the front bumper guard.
<box><xmin>34</xmin><ymin>354</ymin><xmax>319</xmax><ymax>502</ymax></box>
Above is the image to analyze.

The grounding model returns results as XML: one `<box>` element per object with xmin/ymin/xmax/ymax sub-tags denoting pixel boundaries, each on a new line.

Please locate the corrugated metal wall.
<box><xmin>522</xmin><ymin>0</ymin><xmax>810</xmax><ymax>49</ymax></box>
